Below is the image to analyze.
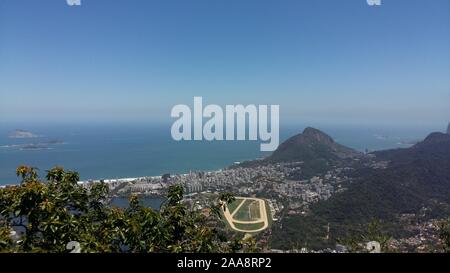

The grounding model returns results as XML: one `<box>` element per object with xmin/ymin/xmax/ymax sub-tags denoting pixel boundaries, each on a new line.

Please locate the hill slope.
<box><xmin>237</xmin><ymin>127</ymin><xmax>361</xmax><ymax>179</ymax></box>
<box><xmin>267</xmin><ymin>127</ymin><xmax>360</xmax><ymax>163</ymax></box>
<box><xmin>272</xmin><ymin>132</ymin><xmax>450</xmax><ymax>249</ymax></box>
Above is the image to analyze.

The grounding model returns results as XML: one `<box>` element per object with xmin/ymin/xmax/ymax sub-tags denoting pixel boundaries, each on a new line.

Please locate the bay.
<box><xmin>0</xmin><ymin>122</ymin><xmax>437</xmax><ymax>185</ymax></box>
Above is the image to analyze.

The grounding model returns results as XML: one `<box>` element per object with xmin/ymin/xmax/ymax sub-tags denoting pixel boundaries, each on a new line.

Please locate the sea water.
<box><xmin>0</xmin><ymin>122</ymin><xmax>438</xmax><ymax>185</ymax></box>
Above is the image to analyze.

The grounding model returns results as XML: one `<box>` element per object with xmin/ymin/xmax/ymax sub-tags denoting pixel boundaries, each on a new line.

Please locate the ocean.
<box><xmin>0</xmin><ymin>122</ymin><xmax>438</xmax><ymax>185</ymax></box>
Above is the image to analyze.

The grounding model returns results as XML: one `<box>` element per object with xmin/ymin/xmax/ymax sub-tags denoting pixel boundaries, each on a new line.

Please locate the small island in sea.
<box><xmin>8</xmin><ymin>129</ymin><xmax>39</xmax><ymax>139</ymax></box>
<box><xmin>1</xmin><ymin>138</ymin><xmax>64</xmax><ymax>150</ymax></box>
<box><xmin>19</xmin><ymin>144</ymin><xmax>52</xmax><ymax>150</ymax></box>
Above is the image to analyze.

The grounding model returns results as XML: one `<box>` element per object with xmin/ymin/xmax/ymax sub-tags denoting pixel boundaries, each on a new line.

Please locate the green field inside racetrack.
<box><xmin>233</xmin><ymin>199</ymin><xmax>260</xmax><ymax>221</ymax></box>
<box><xmin>233</xmin><ymin>222</ymin><xmax>265</xmax><ymax>231</ymax></box>
<box><xmin>225</xmin><ymin>199</ymin><xmax>243</xmax><ymax>215</ymax></box>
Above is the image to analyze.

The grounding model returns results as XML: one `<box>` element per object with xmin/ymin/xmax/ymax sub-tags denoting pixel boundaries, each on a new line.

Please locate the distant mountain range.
<box><xmin>447</xmin><ymin>122</ymin><xmax>450</xmax><ymax>134</ymax></box>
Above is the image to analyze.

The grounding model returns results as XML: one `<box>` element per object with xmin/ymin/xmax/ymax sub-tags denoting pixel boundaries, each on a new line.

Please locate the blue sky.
<box><xmin>0</xmin><ymin>0</ymin><xmax>449</xmax><ymax>127</ymax></box>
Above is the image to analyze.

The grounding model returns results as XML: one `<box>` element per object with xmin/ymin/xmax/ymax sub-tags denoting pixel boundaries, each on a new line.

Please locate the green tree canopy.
<box><xmin>0</xmin><ymin>165</ymin><xmax>252</xmax><ymax>253</ymax></box>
